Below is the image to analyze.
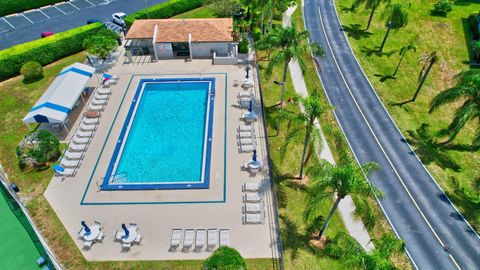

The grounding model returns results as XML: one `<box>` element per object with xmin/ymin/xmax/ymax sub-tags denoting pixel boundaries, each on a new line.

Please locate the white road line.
<box><xmin>20</xmin><ymin>13</ymin><xmax>34</xmax><ymax>24</ymax></box>
<box><xmin>316</xmin><ymin>5</ymin><xmax>461</xmax><ymax>269</ymax></box>
<box><xmin>2</xmin><ymin>17</ymin><xmax>15</xmax><ymax>28</ymax></box>
<box><xmin>84</xmin><ymin>0</ymin><xmax>96</xmax><ymax>7</ymax></box>
<box><xmin>68</xmin><ymin>1</ymin><xmax>81</xmax><ymax>11</ymax></box>
<box><xmin>37</xmin><ymin>9</ymin><xmax>51</xmax><ymax>19</ymax></box>
<box><xmin>53</xmin><ymin>4</ymin><xmax>67</xmax><ymax>14</ymax></box>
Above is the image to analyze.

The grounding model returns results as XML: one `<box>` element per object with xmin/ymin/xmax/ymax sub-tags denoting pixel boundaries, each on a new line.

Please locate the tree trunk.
<box><xmin>280</xmin><ymin>59</ymin><xmax>289</xmax><ymax>108</ymax></box>
<box><xmin>269</xmin><ymin>0</ymin><xmax>275</xmax><ymax>30</ymax></box>
<box><xmin>299</xmin><ymin>121</ymin><xmax>314</xmax><ymax>179</ymax></box>
<box><xmin>379</xmin><ymin>23</ymin><xmax>391</xmax><ymax>52</ymax></box>
<box><xmin>393</xmin><ymin>53</ymin><xmax>405</xmax><ymax>76</ymax></box>
<box><xmin>366</xmin><ymin>7</ymin><xmax>376</xmax><ymax>30</ymax></box>
<box><xmin>317</xmin><ymin>195</ymin><xmax>343</xmax><ymax>240</ymax></box>
<box><xmin>261</xmin><ymin>10</ymin><xmax>265</xmax><ymax>34</ymax></box>
<box><xmin>411</xmin><ymin>60</ymin><xmax>435</xmax><ymax>102</ymax></box>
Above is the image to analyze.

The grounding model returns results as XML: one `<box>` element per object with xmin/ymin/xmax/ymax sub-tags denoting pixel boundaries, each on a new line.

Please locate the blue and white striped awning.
<box><xmin>23</xmin><ymin>63</ymin><xmax>95</xmax><ymax>124</ymax></box>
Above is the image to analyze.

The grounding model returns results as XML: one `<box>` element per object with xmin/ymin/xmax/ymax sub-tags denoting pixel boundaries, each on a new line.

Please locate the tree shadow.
<box><xmin>454</xmin><ymin>0</ymin><xmax>478</xmax><ymax>6</ymax></box>
<box><xmin>405</xmin><ymin>123</ymin><xmax>461</xmax><ymax>172</ymax></box>
<box><xmin>374</xmin><ymin>73</ymin><xmax>397</xmax><ymax>82</ymax></box>
<box><xmin>338</xmin><ymin>5</ymin><xmax>356</xmax><ymax>13</ymax></box>
<box><xmin>439</xmin><ymin>143</ymin><xmax>480</xmax><ymax>152</ymax></box>
<box><xmin>279</xmin><ymin>215</ymin><xmax>311</xmax><ymax>261</ymax></box>
<box><xmin>445</xmin><ymin>176</ymin><xmax>480</xmax><ymax>232</ymax></box>
<box><xmin>341</xmin><ymin>24</ymin><xmax>372</xmax><ymax>40</ymax></box>
<box><xmin>361</xmin><ymin>46</ymin><xmax>397</xmax><ymax>57</ymax></box>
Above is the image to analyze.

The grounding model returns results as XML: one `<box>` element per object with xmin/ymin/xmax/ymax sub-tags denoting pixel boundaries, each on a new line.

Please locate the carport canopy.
<box><xmin>23</xmin><ymin>62</ymin><xmax>95</xmax><ymax>124</ymax></box>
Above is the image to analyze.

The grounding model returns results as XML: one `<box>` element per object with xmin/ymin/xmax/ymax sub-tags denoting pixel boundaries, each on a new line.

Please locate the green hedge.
<box><xmin>124</xmin><ymin>0</ymin><xmax>205</xmax><ymax>26</ymax></box>
<box><xmin>0</xmin><ymin>0</ymin><xmax>63</xmax><ymax>17</ymax></box>
<box><xmin>0</xmin><ymin>22</ymin><xmax>103</xmax><ymax>80</ymax></box>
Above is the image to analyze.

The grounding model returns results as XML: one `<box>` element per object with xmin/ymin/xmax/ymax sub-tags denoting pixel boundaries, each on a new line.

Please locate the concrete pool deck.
<box><xmin>44</xmin><ymin>57</ymin><xmax>280</xmax><ymax>261</ymax></box>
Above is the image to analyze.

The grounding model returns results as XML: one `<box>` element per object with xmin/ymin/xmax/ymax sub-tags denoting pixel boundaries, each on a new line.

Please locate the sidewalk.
<box><xmin>283</xmin><ymin>5</ymin><xmax>374</xmax><ymax>251</ymax></box>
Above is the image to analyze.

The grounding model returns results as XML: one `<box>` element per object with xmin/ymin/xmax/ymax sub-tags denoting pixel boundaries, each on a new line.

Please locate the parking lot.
<box><xmin>0</xmin><ymin>0</ymin><xmax>117</xmax><ymax>34</ymax></box>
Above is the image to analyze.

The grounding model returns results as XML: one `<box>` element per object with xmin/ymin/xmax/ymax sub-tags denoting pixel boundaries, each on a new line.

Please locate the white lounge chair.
<box><xmin>88</xmin><ymin>104</ymin><xmax>104</xmax><ymax>111</ymax></box>
<box><xmin>170</xmin><ymin>229</ymin><xmax>182</xmax><ymax>251</ymax></box>
<box><xmin>55</xmin><ymin>168</ymin><xmax>76</xmax><ymax>177</ymax></box>
<box><xmin>241</xmin><ymin>79</ymin><xmax>254</xmax><ymax>88</ymax></box>
<box><xmin>237</xmin><ymin>91</ymin><xmax>253</xmax><ymax>99</ymax></box>
<box><xmin>239</xmin><ymin>138</ymin><xmax>255</xmax><ymax>145</ymax></box>
<box><xmin>243</xmin><ymin>212</ymin><xmax>265</xmax><ymax>224</ymax></box>
<box><xmin>94</xmin><ymin>93</ymin><xmax>109</xmax><ymax>100</ymax></box>
<box><xmin>83</xmin><ymin>118</ymin><xmax>99</xmax><ymax>125</ymax></box>
<box><xmin>207</xmin><ymin>229</ymin><xmax>217</xmax><ymax>250</ymax></box>
<box><xmin>195</xmin><ymin>230</ymin><xmax>206</xmax><ymax>251</ymax></box>
<box><xmin>238</xmin><ymin>125</ymin><xmax>254</xmax><ymax>132</ymax></box>
<box><xmin>79</xmin><ymin>123</ymin><xmax>96</xmax><ymax>131</ymax></box>
<box><xmin>96</xmin><ymin>231</ymin><xmax>105</xmax><ymax>242</ymax></box>
<box><xmin>73</xmin><ymin>136</ymin><xmax>90</xmax><ymax>145</ymax></box>
<box><xmin>64</xmin><ymin>150</ymin><xmax>83</xmax><ymax>160</ymax></box>
<box><xmin>91</xmin><ymin>98</ymin><xmax>107</xmax><ymax>106</ymax></box>
<box><xmin>219</xmin><ymin>229</ymin><xmax>229</xmax><ymax>247</ymax></box>
<box><xmin>60</xmin><ymin>159</ymin><xmax>80</xmax><ymax>168</ymax></box>
<box><xmin>243</xmin><ymin>202</ymin><xmax>264</xmax><ymax>213</ymax></box>
<box><xmin>122</xmin><ymin>242</ymin><xmax>131</xmax><ymax>251</ymax></box>
<box><xmin>134</xmin><ymin>234</ymin><xmax>142</xmax><ymax>244</ymax></box>
<box><xmin>243</xmin><ymin>182</ymin><xmax>261</xmax><ymax>192</ymax></box>
<box><xmin>115</xmin><ymin>230</ymin><xmax>123</xmax><ymax>241</ymax></box>
<box><xmin>239</xmin><ymin>97</ymin><xmax>253</xmax><ymax>108</ymax></box>
<box><xmin>69</xmin><ymin>143</ymin><xmax>87</xmax><ymax>152</ymax></box>
<box><xmin>239</xmin><ymin>143</ymin><xmax>256</xmax><ymax>153</ymax></box>
<box><xmin>238</xmin><ymin>130</ymin><xmax>254</xmax><ymax>138</ymax></box>
<box><xmin>76</xmin><ymin>130</ymin><xmax>93</xmax><ymax>138</ymax></box>
<box><xmin>241</xmin><ymin>111</ymin><xmax>258</xmax><ymax>122</ymax></box>
<box><xmin>244</xmin><ymin>193</ymin><xmax>262</xmax><ymax>203</ymax></box>
<box><xmin>97</xmin><ymin>88</ymin><xmax>111</xmax><ymax>95</ymax></box>
<box><xmin>83</xmin><ymin>240</ymin><xmax>93</xmax><ymax>250</ymax></box>
<box><xmin>183</xmin><ymin>229</ymin><xmax>195</xmax><ymax>252</ymax></box>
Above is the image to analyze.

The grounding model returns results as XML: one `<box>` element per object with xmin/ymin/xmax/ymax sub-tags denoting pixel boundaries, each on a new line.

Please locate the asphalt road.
<box><xmin>0</xmin><ymin>0</ymin><xmax>167</xmax><ymax>50</ymax></box>
<box><xmin>303</xmin><ymin>0</ymin><xmax>480</xmax><ymax>269</ymax></box>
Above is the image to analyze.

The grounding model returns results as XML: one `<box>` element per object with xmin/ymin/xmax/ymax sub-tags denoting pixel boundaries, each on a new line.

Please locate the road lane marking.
<box><xmin>316</xmin><ymin>4</ymin><xmax>461</xmax><ymax>269</ymax></box>
<box><xmin>2</xmin><ymin>17</ymin><xmax>15</xmax><ymax>28</ymax></box>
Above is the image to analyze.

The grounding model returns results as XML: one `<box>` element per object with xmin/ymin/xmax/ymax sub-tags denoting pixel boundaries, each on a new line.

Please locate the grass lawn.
<box><xmin>173</xmin><ymin>4</ymin><xmax>217</xmax><ymax>19</ymax></box>
<box><xmin>334</xmin><ymin>0</ymin><xmax>480</xmax><ymax>229</ymax></box>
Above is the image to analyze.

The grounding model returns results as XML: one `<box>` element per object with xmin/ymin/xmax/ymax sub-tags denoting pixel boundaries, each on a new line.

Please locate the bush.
<box><xmin>125</xmin><ymin>0</ymin><xmax>205</xmax><ymax>26</ymax></box>
<box><xmin>16</xmin><ymin>130</ymin><xmax>60</xmax><ymax>170</ymax></box>
<box><xmin>0</xmin><ymin>22</ymin><xmax>103</xmax><ymax>80</ymax></box>
<box><xmin>20</xmin><ymin>61</ymin><xmax>43</xmax><ymax>83</ymax></box>
<box><xmin>203</xmin><ymin>247</ymin><xmax>246</xmax><ymax>270</ymax></box>
<box><xmin>83</xmin><ymin>35</ymin><xmax>118</xmax><ymax>60</ymax></box>
<box><xmin>0</xmin><ymin>0</ymin><xmax>63</xmax><ymax>17</ymax></box>
<box><xmin>252</xmin><ymin>27</ymin><xmax>262</xmax><ymax>41</ymax></box>
<box><xmin>432</xmin><ymin>0</ymin><xmax>453</xmax><ymax>16</ymax></box>
<box><xmin>238</xmin><ymin>37</ymin><xmax>249</xmax><ymax>54</ymax></box>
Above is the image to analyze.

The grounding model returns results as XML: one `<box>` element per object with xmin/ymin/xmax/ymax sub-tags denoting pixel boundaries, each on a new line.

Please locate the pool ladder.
<box><xmin>110</xmin><ymin>172</ymin><xmax>128</xmax><ymax>183</ymax></box>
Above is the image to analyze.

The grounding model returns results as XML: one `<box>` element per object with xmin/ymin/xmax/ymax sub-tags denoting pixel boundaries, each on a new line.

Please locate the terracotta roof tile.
<box><xmin>126</xmin><ymin>18</ymin><xmax>233</xmax><ymax>43</ymax></box>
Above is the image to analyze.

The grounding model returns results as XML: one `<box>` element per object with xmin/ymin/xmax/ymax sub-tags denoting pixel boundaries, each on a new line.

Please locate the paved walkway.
<box><xmin>283</xmin><ymin>5</ymin><xmax>373</xmax><ymax>251</ymax></box>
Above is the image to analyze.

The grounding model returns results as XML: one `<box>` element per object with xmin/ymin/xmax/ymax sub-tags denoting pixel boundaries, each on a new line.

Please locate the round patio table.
<box><xmin>121</xmin><ymin>230</ymin><xmax>137</xmax><ymax>244</ymax></box>
<box><xmin>248</xmin><ymin>160</ymin><xmax>263</xmax><ymax>170</ymax></box>
<box><xmin>83</xmin><ymin>226</ymin><xmax>100</xmax><ymax>242</ymax></box>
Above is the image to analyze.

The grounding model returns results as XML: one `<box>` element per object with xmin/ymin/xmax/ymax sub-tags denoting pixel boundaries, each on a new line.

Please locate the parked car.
<box><xmin>112</xmin><ymin>12</ymin><xmax>127</xmax><ymax>26</ymax></box>
<box><xmin>41</xmin><ymin>31</ymin><xmax>54</xmax><ymax>38</ymax></box>
<box><xmin>87</xmin><ymin>18</ymin><xmax>101</xmax><ymax>24</ymax></box>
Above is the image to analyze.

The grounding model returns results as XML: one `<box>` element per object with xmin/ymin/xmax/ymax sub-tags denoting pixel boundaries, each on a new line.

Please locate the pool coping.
<box><xmin>80</xmin><ymin>73</ymin><xmax>227</xmax><ymax>205</ymax></box>
<box><xmin>100</xmin><ymin>78</ymin><xmax>216</xmax><ymax>191</ymax></box>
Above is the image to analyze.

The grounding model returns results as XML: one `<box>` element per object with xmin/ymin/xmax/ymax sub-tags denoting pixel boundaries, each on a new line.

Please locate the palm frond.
<box><xmin>429</xmin><ymin>86</ymin><xmax>472</xmax><ymax>113</ymax></box>
<box><xmin>445</xmin><ymin>100</ymin><xmax>477</xmax><ymax>141</ymax></box>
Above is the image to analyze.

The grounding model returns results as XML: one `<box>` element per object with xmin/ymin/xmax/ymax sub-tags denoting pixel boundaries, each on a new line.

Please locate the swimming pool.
<box><xmin>101</xmin><ymin>78</ymin><xmax>215</xmax><ymax>190</ymax></box>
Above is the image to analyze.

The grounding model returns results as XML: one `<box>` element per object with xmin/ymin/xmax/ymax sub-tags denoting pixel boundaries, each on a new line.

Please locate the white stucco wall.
<box><xmin>155</xmin><ymin>43</ymin><xmax>174</xmax><ymax>58</ymax></box>
<box><xmin>191</xmin><ymin>43</ymin><xmax>229</xmax><ymax>58</ymax></box>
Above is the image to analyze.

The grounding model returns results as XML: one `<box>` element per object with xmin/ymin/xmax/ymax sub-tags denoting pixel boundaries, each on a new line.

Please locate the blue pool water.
<box><xmin>102</xmin><ymin>78</ymin><xmax>215</xmax><ymax>190</ymax></box>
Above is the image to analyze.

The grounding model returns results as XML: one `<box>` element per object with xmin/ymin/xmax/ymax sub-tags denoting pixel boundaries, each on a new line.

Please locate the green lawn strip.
<box><xmin>173</xmin><ymin>4</ymin><xmax>216</xmax><ymax>19</ymax></box>
<box><xmin>335</xmin><ymin>0</ymin><xmax>480</xmax><ymax>229</ymax></box>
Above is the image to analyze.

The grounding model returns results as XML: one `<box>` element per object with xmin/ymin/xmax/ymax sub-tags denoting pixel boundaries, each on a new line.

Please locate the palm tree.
<box><xmin>351</xmin><ymin>0</ymin><xmax>391</xmax><ymax>30</ymax></box>
<box><xmin>275</xmin><ymin>91</ymin><xmax>329</xmax><ymax>179</ymax></box>
<box><xmin>303</xmin><ymin>161</ymin><xmax>381</xmax><ymax>240</ymax></box>
<box><xmin>256</xmin><ymin>26</ymin><xmax>281</xmax><ymax>60</ymax></box>
<box><xmin>410</xmin><ymin>51</ymin><xmax>438</xmax><ymax>102</ymax></box>
<box><xmin>429</xmin><ymin>69</ymin><xmax>480</xmax><ymax>145</ymax></box>
<box><xmin>393</xmin><ymin>39</ymin><xmax>416</xmax><ymax>76</ymax></box>
<box><xmin>324</xmin><ymin>232</ymin><xmax>405</xmax><ymax>270</ymax></box>
<box><xmin>379</xmin><ymin>3</ymin><xmax>409</xmax><ymax>52</ymax></box>
<box><xmin>264</xmin><ymin>26</ymin><xmax>324</xmax><ymax>108</ymax></box>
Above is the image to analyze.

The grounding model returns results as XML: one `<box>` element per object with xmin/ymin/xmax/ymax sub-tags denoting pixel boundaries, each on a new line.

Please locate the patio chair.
<box><xmin>88</xmin><ymin>104</ymin><xmax>104</xmax><ymax>111</ymax></box>
<box><xmin>134</xmin><ymin>234</ymin><xmax>142</xmax><ymax>244</ymax></box>
<box><xmin>238</xmin><ymin>97</ymin><xmax>253</xmax><ymax>108</ymax></box>
<box><xmin>79</xmin><ymin>123</ymin><xmax>96</xmax><ymax>131</ymax></box>
<box><xmin>129</xmin><ymin>223</ymin><xmax>138</xmax><ymax>232</ymax></box>
<box><xmin>219</xmin><ymin>229</ymin><xmax>229</xmax><ymax>247</ymax></box>
<box><xmin>241</xmin><ymin>111</ymin><xmax>258</xmax><ymax>122</ymax></box>
<box><xmin>96</xmin><ymin>231</ymin><xmax>105</xmax><ymax>242</ymax></box>
<box><xmin>239</xmin><ymin>143</ymin><xmax>256</xmax><ymax>153</ymax></box>
<box><xmin>243</xmin><ymin>212</ymin><xmax>265</xmax><ymax>225</ymax></box>
<box><xmin>75</xmin><ymin>130</ymin><xmax>94</xmax><ymax>138</ymax></box>
<box><xmin>64</xmin><ymin>150</ymin><xmax>83</xmax><ymax>160</ymax></box>
<box><xmin>239</xmin><ymin>138</ymin><xmax>255</xmax><ymax>145</ymax></box>
<box><xmin>77</xmin><ymin>227</ymin><xmax>85</xmax><ymax>239</ymax></box>
<box><xmin>122</xmin><ymin>242</ymin><xmax>131</xmax><ymax>251</ymax></box>
<box><xmin>55</xmin><ymin>168</ymin><xmax>76</xmax><ymax>177</ymax></box>
<box><xmin>237</xmin><ymin>90</ymin><xmax>253</xmax><ymax>99</ymax></box>
<box><xmin>238</xmin><ymin>130</ymin><xmax>255</xmax><ymax>139</ymax></box>
<box><xmin>170</xmin><ymin>229</ymin><xmax>182</xmax><ymax>252</ymax></box>
<box><xmin>96</xmin><ymin>88</ymin><xmax>111</xmax><ymax>95</ymax></box>
<box><xmin>243</xmin><ymin>182</ymin><xmax>261</xmax><ymax>192</ymax></box>
<box><xmin>238</xmin><ymin>125</ymin><xmax>254</xmax><ymax>132</ymax></box>
<box><xmin>94</xmin><ymin>93</ymin><xmax>109</xmax><ymax>100</ymax></box>
<box><xmin>73</xmin><ymin>136</ymin><xmax>90</xmax><ymax>145</ymax></box>
<box><xmin>115</xmin><ymin>230</ymin><xmax>123</xmax><ymax>241</ymax></box>
<box><xmin>60</xmin><ymin>158</ymin><xmax>80</xmax><ymax>168</ymax></box>
<box><xmin>69</xmin><ymin>143</ymin><xmax>87</xmax><ymax>152</ymax></box>
<box><xmin>244</xmin><ymin>193</ymin><xmax>262</xmax><ymax>203</ymax></box>
<box><xmin>83</xmin><ymin>240</ymin><xmax>93</xmax><ymax>250</ymax></box>
<box><xmin>92</xmin><ymin>98</ymin><xmax>107</xmax><ymax>106</ymax></box>
<box><xmin>207</xmin><ymin>229</ymin><xmax>217</xmax><ymax>250</ymax></box>
<box><xmin>195</xmin><ymin>230</ymin><xmax>206</xmax><ymax>251</ymax></box>
<box><xmin>182</xmin><ymin>229</ymin><xmax>195</xmax><ymax>252</ymax></box>
<box><xmin>83</xmin><ymin>118</ymin><xmax>99</xmax><ymax>125</ymax></box>
<box><xmin>94</xmin><ymin>220</ymin><xmax>102</xmax><ymax>227</ymax></box>
<box><xmin>243</xmin><ymin>202</ymin><xmax>264</xmax><ymax>213</ymax></box>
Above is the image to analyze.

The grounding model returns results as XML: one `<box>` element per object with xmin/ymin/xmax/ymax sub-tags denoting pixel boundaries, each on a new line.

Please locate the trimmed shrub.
<box><xmin>0</xmin><ymin>0</ymin><xmax>63</xmax><ymax>17</ymax></box>
<box><xmin>432</xmin><ymin>0</ymin><xmax>453</xmax><ymax>17</ymax></box>
<box><xmin>125</xmin><ymin>0</ymin><xmax>205</xmax><ymax>26</ymax></box>
<box><xmin>203</xmin><ymin>247</ymin><xmax>246</xmax><ymax>270</ymax></box>
<box><xmin>16</xmin><ymin>130</ymin><xmax>60</xmax><ymax>170</ymax></box>
<box><xmin>20</xmin><ymin>61</ymin><xmax>43</xmax><ymax>83</ymax></box>
<box><xmin>0</xmin><ymin>22</ymin><xmax>103</xmax><ymax>80</ymax></box>
<box><xmin>238</xmin><ymin>37</ymin><xmax>249</xmax><ymax>54</ymax></box>
<box><xmin>252</xmin><ymin>27</ymin><xmax>262</xmax><ymax>41</ymax></box>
